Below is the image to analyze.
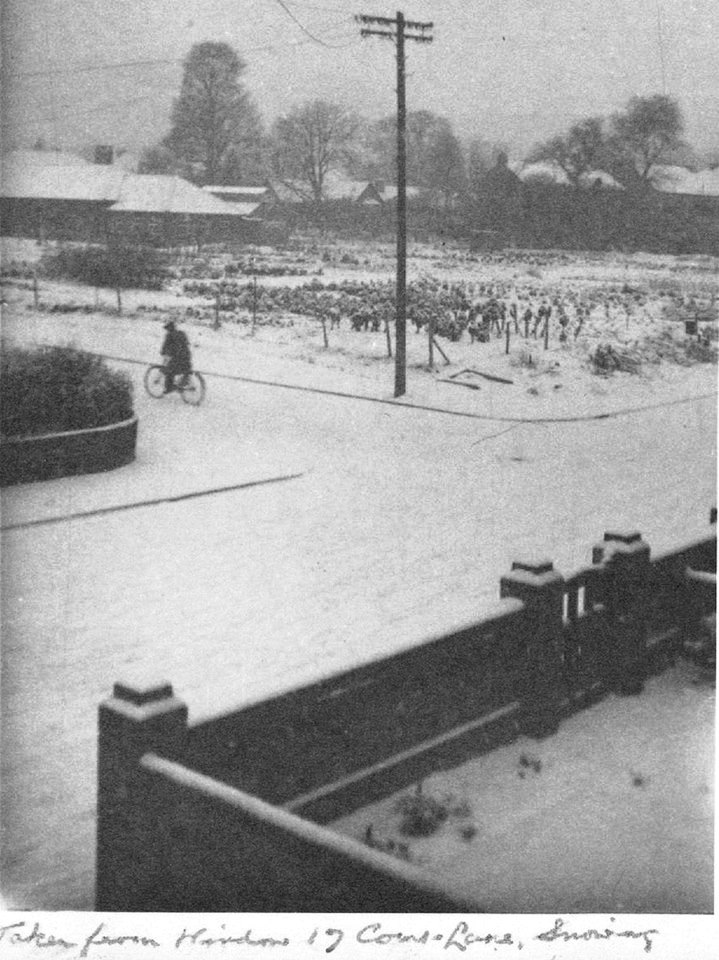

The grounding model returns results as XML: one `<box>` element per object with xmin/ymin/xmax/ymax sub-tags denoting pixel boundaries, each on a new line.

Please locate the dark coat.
<box><xmin>162</xmin><ymin>328</ymin><xmax>191</xmax><ymax>372</ymax></box>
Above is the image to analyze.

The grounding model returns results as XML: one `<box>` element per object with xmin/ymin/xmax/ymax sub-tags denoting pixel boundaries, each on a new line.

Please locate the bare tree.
<box><xmin>367</xmin><ymin>110</ymin><xmax>465</xmax><ymax>193</ymax></box>
<box><xmin>270</xmin><ymin>100</ymin><xmax>358</xmax><ymax>202</ymax></box>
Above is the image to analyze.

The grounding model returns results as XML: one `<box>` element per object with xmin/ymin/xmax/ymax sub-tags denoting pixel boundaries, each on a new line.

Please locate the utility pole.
<box><xmin>356</xmin><ymin>11</ymin><xmax>433</xmax><ymax>397</ymax></box>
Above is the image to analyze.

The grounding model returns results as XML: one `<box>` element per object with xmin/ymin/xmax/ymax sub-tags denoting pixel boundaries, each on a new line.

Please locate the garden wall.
<box><xmin>96</xmin><ymin>517</ymin><xmax>716</xmax><ymax>912</ymax></box>
<box><xmin>0</xmin><ymin>414</ymin><xmax>138</xmax><ymax>486</ymax></box>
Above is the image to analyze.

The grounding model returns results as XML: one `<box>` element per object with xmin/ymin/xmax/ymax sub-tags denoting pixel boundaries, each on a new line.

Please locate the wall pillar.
<box><xmin>500</xmin><ymin>558</ymin><xmax>566</xmax><ymax>738</ymax></box>
<box><xmin>592</xmin><ymin>531</ymin><xmax>651</xmax><ymax>695</ymax></box>
<box><xmin>96</xmin><ymin>679</ymin><xmax>188</xmax><ymax>910</ymax></box>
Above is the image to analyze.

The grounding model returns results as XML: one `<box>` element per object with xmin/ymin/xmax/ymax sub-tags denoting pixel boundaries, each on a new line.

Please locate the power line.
<box><xmin>4</xmin><ymin>25</ymin><xmax>358</xmax><ymax>82</ymax></box>
<box><xmin>282</xmin><ymin>0</ymin><xmax>356</xmax><ymax>15</ymax></box>
<box><xmin>5</xmin><ymin>57</ymin><xmax>179</xmax><ymax>81</ymax></box>
<box><xmin>271</xmin><ymin>0</ymin><xmax>355</xmax><ymax>48</ymax></box>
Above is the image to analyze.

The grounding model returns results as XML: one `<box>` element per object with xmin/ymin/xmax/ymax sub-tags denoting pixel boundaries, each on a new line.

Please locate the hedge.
<box><xmin>40</xmin><ymin>244</ymin><xmax>168</xmax><ymax>290</ymax></box>
<box><xmin>1</xmin><ymin>346</ymin><xmax>134</xmax><ymax>440</ymax></box>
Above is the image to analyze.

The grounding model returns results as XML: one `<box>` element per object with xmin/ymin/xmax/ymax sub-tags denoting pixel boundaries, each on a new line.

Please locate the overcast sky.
<box><xmin>2</xmin><ymin>0</ymin><xmax>718</xmax><ymax>160</ymax></box>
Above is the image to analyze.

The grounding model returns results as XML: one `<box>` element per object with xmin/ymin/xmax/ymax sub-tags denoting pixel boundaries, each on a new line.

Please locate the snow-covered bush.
<box><xmin>1</xmin><ymin>345</ymin><xmax>133</xmax><ymax>439</ymax></box>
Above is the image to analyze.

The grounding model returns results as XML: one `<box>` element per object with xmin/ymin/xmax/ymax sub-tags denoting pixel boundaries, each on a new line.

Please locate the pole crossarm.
<box><xmin>356</xmin><ymin>13</ymin><xmax>433</xmax><ymax>34</ymax></box>
<box><xmin>355</xmin><ymin>14</ymin><xmax>396</xmax><ymax>25</ymax></box>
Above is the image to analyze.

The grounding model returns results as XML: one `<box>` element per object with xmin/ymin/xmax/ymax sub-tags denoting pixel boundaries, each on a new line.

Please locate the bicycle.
<box><xmin>144</xmin><ymin>365</ymin><xmax>206</xmax><ymax>406</ymax></box>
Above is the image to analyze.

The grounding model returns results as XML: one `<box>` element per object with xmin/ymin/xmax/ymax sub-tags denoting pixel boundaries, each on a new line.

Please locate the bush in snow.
<box><xmin>1</xmin><ymin>345</ymin><xmax>133</xmax><ymax>439</ymax></box>
<box><xmin>40</xmin><ymin>244</ymin><xmax>168</xmax><ymax>290</ymax></box>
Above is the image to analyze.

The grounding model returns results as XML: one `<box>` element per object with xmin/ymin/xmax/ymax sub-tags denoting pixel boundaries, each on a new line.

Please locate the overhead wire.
<box><xmin>2</xmin><ymin>19</ymin><xmax>361</xmax><ymax>136</ymax></box>
<box><xmin>4</xmin><ymin>21</ymin><xmax>358</xmax><ymax>82</ymax></box>
<box><xmin>270</xmin><ymin>0</ymin><xmax>355</xmax><ymax>48</ymax></box>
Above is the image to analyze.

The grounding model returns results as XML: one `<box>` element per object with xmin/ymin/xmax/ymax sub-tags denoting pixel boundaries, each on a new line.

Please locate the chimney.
<box><xmin>94</xmin><ymin>145</ymin><xmax>114</xmax><ymax>165</ymax></box>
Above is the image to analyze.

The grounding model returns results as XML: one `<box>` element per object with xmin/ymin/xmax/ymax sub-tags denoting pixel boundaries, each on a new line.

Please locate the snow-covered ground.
<box><xmin>0</xmin><ymin>243</ymin><xmax>716</xmax><ymax>910</ymax></box>
<box><xmin>332</xmin><ymin>661</ymin><xmax>715</xmax><ymax>914</ymax></box>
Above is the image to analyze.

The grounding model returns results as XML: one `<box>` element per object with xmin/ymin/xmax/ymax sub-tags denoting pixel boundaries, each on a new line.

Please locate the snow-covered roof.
<box><xmin>511</xmin><ymin>161</ymin><xmax>623</xmax><ymax>189</ymax></box>
<box><xmin>110</xmin><ymin>176</ymin><xmax>248</xmax><ymax>215</ymax></box>
<box><xmin>652</xmin><ymin>165</ymin><xmax>719</xmax><ymax>197</ymax></box>
<box><xmin>266</xmin><ymin>179</ymin><xmax>314</xmax><ymax>203</ymax></box>
<box><xmin>511</xmin><ymin>161</ymin><xmax>568</xmax><ymax>184</ymax></box>
<box><xmin>2</xmin><ymin>148</ymin><xmax>90</xmax><ymax>170</ymax></box>
<box><xmin>204</xmin><ymin>185</ymin><xmax>269</xmax><ymax>197</ymax></box>
<box><xmin>265</xmin><ymin>176</ymin><xmax>385</xmax><ymax>203</ymax></box>
<box><xmin>322</xmin><ymin>173</ymin><xmax>373</xmax><ymax>201</ymax></box>
<box><xmin>377</xmin><ymin>184</ymin><xmax>421</xmax><ymax>201</ymax></box>
<box><xmin>1</xmin><ymin>157</ymin><xmax>253</xmax><ymax>216</ymax></box>
<box><xmin>1</xmin><ymin>162</ymin><xmax>128</xmax><ymax>201</ymax></box>
<box><xmin>580</xmin><ymin>169</ymin><xmax>624</xmax><ymax>189</ymax></box>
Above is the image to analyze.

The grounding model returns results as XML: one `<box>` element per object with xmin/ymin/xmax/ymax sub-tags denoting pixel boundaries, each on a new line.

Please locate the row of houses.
<box><xmin>0</xmin><ymin>151</ymin><xmax>420</xmax><ymax>246</ymax></box>
<box><xmin>513</xmin><ymin>158</ymin><xmax>719</xmax><ymax>204</ymax></box>
<box><xmin>0</xmin><ymin>151</ymin><xmax>264</xmax><ymax>247</ymax></box>
<box><xmin>2</xmin><ymin>147</ymin><xmax>717</xmax><ymax>248</ymax></box>
<box><xmin>203</xmin><ymin>173</ymin><xmax>421</xmax><ymax>210</ymax></box>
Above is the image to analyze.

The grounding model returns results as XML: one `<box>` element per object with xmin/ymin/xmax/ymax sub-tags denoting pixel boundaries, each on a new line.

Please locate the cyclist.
<box><xmin>160</xmin><ymin>320</ymin><xmax>192</xmax><ymax>394</ymax></box>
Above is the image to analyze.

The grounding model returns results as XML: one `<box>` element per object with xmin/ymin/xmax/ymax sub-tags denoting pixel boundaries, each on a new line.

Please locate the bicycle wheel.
<box><xmin>180</xmin><ymin>371</ymin><xmax>205</xmax><ymax>406</ymax></box>
<box><xmin>144</xmin><ymin>365</ymin><xmax>166</xmax><ymax>398</ymax></box>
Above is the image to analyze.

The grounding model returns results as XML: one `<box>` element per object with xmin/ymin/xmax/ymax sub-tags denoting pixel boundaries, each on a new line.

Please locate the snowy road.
<box><xmin>1</xmin><ymin>309</ymin><xmax>716</xmax><ymax>909</ymax></box>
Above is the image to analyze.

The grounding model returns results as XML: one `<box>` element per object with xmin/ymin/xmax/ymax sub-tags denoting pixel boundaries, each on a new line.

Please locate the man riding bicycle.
<box><xmin>160</xmin><ymin>320</ymin><xmax>192</xmax><ymax>393</ymax></box>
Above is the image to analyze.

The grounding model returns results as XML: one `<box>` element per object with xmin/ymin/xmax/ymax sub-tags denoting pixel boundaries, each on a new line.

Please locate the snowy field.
<box><xmin>0</xmin><ymin>239</ymin><xmax>716</xmax><ymax>910</ymax></box>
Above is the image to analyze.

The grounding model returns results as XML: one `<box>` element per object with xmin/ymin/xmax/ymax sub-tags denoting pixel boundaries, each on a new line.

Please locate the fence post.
<box><xmin>96</xmin><ymin>679</ymin><xmax>188</xmax><ymax>910</ymax></box>
<box><xmin>500</xmin><ymin>558</ymin><xmax>566</xmax><ymax>738</ymax></box>
<box><xmin>592</xmin><ymin>530</ymin><xmax>651</xmax><ymax>695</ymax></box>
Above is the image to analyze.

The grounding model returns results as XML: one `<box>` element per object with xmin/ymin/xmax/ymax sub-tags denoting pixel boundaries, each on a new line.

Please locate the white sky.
<box><xmin>2</xmin><ymin>0</ymin><xmax>718</xmax><ymax>159</ymax></box>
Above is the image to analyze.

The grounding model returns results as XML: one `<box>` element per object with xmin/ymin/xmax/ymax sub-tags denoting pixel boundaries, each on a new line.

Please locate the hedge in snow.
<box><xmin>1</xmin><ymin>345</ymin><xmax>134</xmax><ymax>440</ymax></box>
<box><xmin>40</xmin><ymin>243</ymin><xmax>168</xmax><ymax>291</ymax></box>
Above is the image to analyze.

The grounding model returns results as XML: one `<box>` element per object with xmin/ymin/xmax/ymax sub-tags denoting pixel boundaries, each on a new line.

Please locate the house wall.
<box><xmin>0</xmin><ymin>197</ymin><xmax>111</xmax><ymax>242</ymax></box>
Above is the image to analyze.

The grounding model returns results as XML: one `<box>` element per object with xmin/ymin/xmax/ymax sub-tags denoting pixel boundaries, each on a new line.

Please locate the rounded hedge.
<box><xmin>1</xmin><ymin>345</ymin><xmax>134</xmax><ymax>440</ymax></box>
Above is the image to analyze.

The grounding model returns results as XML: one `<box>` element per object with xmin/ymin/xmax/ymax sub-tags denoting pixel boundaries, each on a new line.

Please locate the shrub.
<box><xmin>395</xmin><ymin>789</ymin><xmax>449</xmax><ymax>837</ymax></box>
<box><xmin>40</xmin><ymin>244</ymin><xmax>168</xmax><ymax>290</ymax></box>
<box><xmin>590</xmin><ymin>342</ymin><xmax>641</xmax><ymax>375</ymax></box>
<box><xmin>1</xmin><ymin>346</ymin><xmax>134</xmax><ymax>439</ymax></box>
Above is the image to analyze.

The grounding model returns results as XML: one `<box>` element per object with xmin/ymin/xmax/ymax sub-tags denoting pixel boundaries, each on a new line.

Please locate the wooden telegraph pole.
<box><xmin>356</xmin><ymin>11</ymin><xmax>433</xmax><ymax>397</ymax></box>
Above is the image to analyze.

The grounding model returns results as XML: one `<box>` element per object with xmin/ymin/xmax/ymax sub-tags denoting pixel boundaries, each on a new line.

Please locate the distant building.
<box><xmin>651</xmin><ymin>165</ymin><xmax>719</xmax><ymax>204</ymax></box>
<box><xmin>650</xmin><ymin>165</ymin><xmax>719</xmax><ymax>242</ymax></box>
<box><xmin>511</xmin><ymin>159</ymin><xmax>623</xmax><ymax>190</ymax></box>
<box><xmin>94</xmin><ymin>145</ymin><xmax>114</xmax><ymax>166</ymax></box>
<box><xmin>4</xmin><ymin>148</ymin><xmax>90</xmax><ymax>169</ymax></box>
<box><xmin>0</xmin><ymin>151</ymin><xmax>261</xmax><ymax>245</ymax></box>
<box><xmin>472</xmin><ymin>154</ymin><xmax>523</xmax><ymax>246</ymax></box>
<box><xmin>370</xmin><ymin>182</ymin><xmax>422</xmax><ymax>204</ymax></box>
<box><xmin>203</xmin><ymin>185</ymin><xmax>274</xmax><ymax>212</ymax></box>
<box><xmin>262</xmin><ymin>175</ymin><xmax>400</xmax><ymax>206</ymax></box>
<box><xmin>264</xmin><ymin>179</ymin><xmax>315</xmax><ymax>204</ymax></box>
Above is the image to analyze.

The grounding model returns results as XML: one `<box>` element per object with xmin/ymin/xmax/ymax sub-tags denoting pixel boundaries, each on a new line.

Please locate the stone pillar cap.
<box><xmin>113</xmin><ymin>681</ymin><xmax>174</xmax><ymax>706</ymax></box>
<box><xmin>511</xmin><ymin>558</ymin><xmax>554</xmax><ymax>575</ymax></box>
<box><xmin>603</xmin><ymin>530</ymin><xmax>642</xmax><ymax>544</ymax></box>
